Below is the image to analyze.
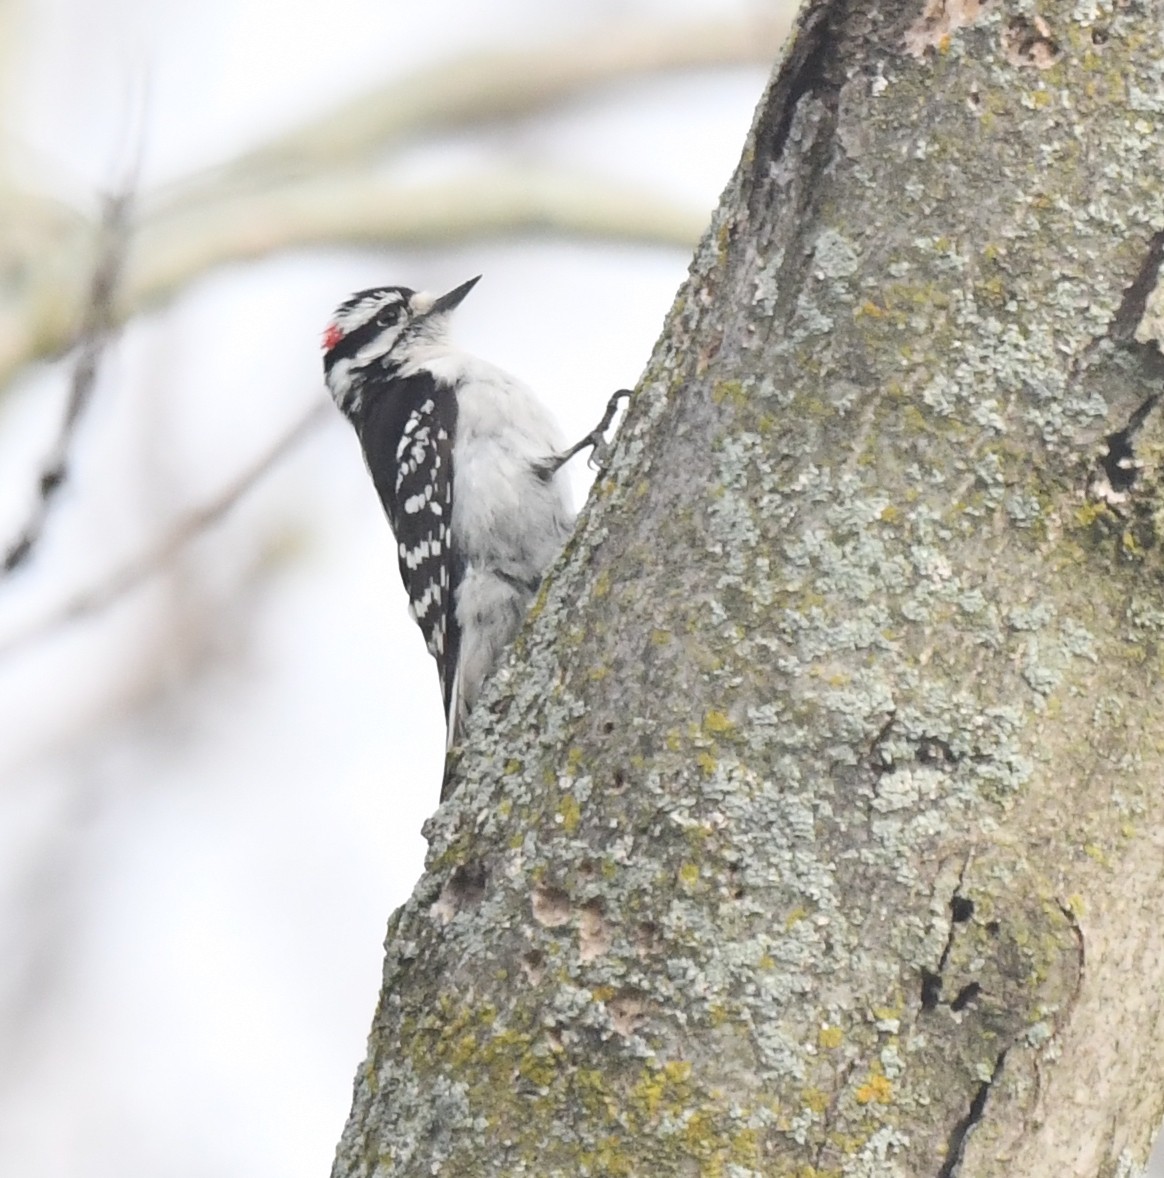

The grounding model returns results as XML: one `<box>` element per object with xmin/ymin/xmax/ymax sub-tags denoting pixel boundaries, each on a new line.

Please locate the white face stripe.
<box><xmin>329</xmin><ymin>288</ymin><xmax>434</xmax><ymax>338</ymax></box>
<box><xmin>333</xmin><ymin>290</ymin><xmax>406</xmax><ymax>335</ymax></box>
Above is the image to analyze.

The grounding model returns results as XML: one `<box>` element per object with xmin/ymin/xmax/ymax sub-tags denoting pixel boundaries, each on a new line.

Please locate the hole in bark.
<box><xmin>521</xmin><ymin>949</ymin><xmax>546</xmax><ymax>984</ymax></box>
<box><xmin>1091</xmin><ymin>25</ymin><xmax>1107</xmax><ymax>44</ymax></box>
<box><xmin>917</xmin><ymin>737</ymin><xmax>957</xmax><ymax>765</ymax></box>
<box><xmin>1102</xmin><ymin>428</ymin><xmax>1140</xmax><ymax>492</ymax></box>
<box><xmin>1101</xmin><ymin>396</ymin><xmax>1159</xmax><ymax>494</ymax></box>
<box><xmin>453</xmin><ymin>861</ymin><xmax>487</xmax><ymax>900</ymax></box>
<box><xmin>531</xmin><ymin>884</ymin><xmax>572</xmax><ymax>927</ymax></box>
<box><xmin>951</xmin><ymin>895</ymin><xmax>974</xmax><ymax>922</ymax></box>
<box><xmin>1003</xmin><ymin>16</ymin><xmax>1061</xmax><ymax>68</ymax></box>
<box><xmin>950</xmin><ymin>982</ymin><xmax>982</xmax><ymax>1012</ymax></box>
<box><xmin>579</xmin><ymin>900</ymin><xmax>612</xmax><ymax>963</ymax></box>
<box><xmin>986</xmin><ymin>920</ymin><xmax>1001</xmax><ymax>936</ymax></box>
<box><xmin>430</xmin><ymin>860</ymin><xmax>488</xmax><ymax>923</ymax></box>
<box><xmin>920</xmin><ymin>967</ymin><xmax>943</xmax><ymax>1010</ymax></box>
<box><xmin>634</xmin><ymin>921</ymin><xmax>660</xmax><ymax>956</ymax></box>
<box><xmin>608</xmin><ymin>989</ymin><xmax>649</xmax><ymax>1035</ymax></box>
<box><xmin>601</xmin><ymin>720</ymin><xmax>615</xmax><ymax>734</ymax></box>
<box><xmin>613</xmin><ymin>768</ymin><xmax>626</xmax><ymax>789</ymax></box>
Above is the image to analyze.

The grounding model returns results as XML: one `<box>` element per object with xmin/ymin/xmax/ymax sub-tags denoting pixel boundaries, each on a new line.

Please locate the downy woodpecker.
<box><xmin>324</xmin><ymin>276</ymin><xmax>612</xmax><ymax>792</ymax></box>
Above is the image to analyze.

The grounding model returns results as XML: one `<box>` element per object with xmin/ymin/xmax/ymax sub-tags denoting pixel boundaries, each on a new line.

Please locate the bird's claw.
<box><xmin>547</xmin><ymin>388</ymin><xmax>631</xmax><ymax>475</ymax></box>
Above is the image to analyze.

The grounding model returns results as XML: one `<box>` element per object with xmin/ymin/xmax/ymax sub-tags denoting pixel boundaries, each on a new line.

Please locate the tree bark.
<box><xmin>332</xmin><ymin>0</ymin><xmax>1164</xmax><ymax>1174</ymax></box>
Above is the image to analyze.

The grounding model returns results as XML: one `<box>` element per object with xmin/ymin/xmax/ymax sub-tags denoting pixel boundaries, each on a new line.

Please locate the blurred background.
<box><xmin>0</xmin><ymin>0</ymin><xmax>784</xmax><ymax>1174</ymax></box>
<box><xmin>4</xmin><ymin>2</ymin><xmax>1159</xmax><ymax>1176</ymax></box>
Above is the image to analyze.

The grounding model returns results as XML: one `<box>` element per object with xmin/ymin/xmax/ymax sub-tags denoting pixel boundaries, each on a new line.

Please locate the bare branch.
<box><xmin>0</xmin><ymin>402</ymin><xmax>329</xmax><ymax>661</ymax></box>
<box><xmin>160</xmin><ymin>14</ymin><xmax>791</xmax><ymax>202</ymax></box>
<box><xmin>2</xmin><ymin>190</ymin><xmax>131</xmax><ymax>576</ymax></box>
<box><xmin>129</xmin><ymin>167</ymin><xmax>708</xmax><ymax>312</ymax></box>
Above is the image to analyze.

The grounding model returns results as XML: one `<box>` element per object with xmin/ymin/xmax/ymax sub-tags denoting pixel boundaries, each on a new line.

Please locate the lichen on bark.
<box><xmin>332</xmin><ymin>1</ymin><xmax>1164</xmax><ymax>1175</ymax></box>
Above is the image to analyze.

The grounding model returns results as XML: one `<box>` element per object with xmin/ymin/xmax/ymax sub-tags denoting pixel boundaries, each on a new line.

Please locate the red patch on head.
<box><xmin>322</xmin><ymin>323</ymin><xmax>344</xmax><ymax>352</ymax></box>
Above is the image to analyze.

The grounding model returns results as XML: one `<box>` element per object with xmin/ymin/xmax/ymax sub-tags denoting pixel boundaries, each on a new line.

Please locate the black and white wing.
<box><xmin>357</xmin><ymin>373</ymin><xmax>462</xmax><ymax>724</ymax></box>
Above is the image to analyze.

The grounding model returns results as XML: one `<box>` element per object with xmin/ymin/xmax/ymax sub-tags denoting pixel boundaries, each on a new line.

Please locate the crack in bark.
<box><xmin>935</xmin><ymin>1048</ymin><xmax>1008</xmax><ymax>1178</ymax></box>
<box><xmin>745</xmin><ymin>0</ymin><xmax>843</xmax><ymax>235</ymax></box>
<box><xmin>870</xmin><ymin>724</ymin><xmax>976</xmax><ymax>787</ymax></box>
<box><xmin>1110</xmin><ymin>229</ymin><xmax>1164</xmax><ymax>344</ymax></box>
<box><xmin>1091</xmin><ymin>235</ymin><xmax>1164</xmax><ymax>495</ymax></box>
<box><xmin>930</xmin><ymin>900</ymin><xmax>1081</xmax><ymax>1176</ymax></box>
<box><xmin>867</xmin><ymin>711</ymin><xmax>897</xmax><ymax>778</ymax></box>
<box><xmin>1056</xmin><ymin>901</ymin><xmax>1087</xmax><ymax>993</ymax></box>
<box><xmin>1066</xmin><ymin>232</ymin><xmax>1164</xmax><ymax>502</ymax></box>
<box><xmin>1028</xmin><ymin>903</ymin><xmax>1086</xmax><ymax>1107</ymax></box>
<box><xmin>751</xmin><ymin>0</ymin><xmax>836</xmax><ymax>181</ymax></box>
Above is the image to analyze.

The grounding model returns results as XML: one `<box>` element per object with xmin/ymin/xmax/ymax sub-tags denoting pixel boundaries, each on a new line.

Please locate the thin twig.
<box><xmin>0</xmin><ymin>402</ymin><xmax>329</xmax><ymax>662</ymax></box>
<box><xmin>2</xmin><ymin>190</ymin><xmax>132</xmax><ymax>576</ymax></box>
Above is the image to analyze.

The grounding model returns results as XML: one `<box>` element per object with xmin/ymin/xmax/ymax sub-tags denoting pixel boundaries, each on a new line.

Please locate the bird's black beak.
<box><xmin>429</xmin><ymin>275</ymin><xmax>481</xmax><ymax>316</ymax></box>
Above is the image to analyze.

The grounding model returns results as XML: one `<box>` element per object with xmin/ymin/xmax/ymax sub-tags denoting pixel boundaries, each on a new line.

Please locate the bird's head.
<box><xmin>322</xmin><ymin>276</ymin><xmax>481</xmax><ymax>412</ymax></box>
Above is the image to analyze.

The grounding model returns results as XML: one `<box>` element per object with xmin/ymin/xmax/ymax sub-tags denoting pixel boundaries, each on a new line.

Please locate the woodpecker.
<box><xmin>323</xmin><ymin>276</ymin><xmax>621</xmax><ymax>794</ymax></box>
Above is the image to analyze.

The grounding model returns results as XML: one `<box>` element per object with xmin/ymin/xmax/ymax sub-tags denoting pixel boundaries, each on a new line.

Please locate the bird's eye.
<box><xmin>376</xmin><ymin>306</ymin><xmax>401</xmax><ymax>328</ymax></box>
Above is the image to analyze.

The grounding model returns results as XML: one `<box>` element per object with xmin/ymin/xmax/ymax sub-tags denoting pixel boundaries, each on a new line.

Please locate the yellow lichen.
<box><xmin>703</xmin><ymin>709</ymin><xmax>735</xmax><ymax>735</ymax></box>
<box><xmin>711</xmin><ymin>379</ymin><xmax>747</xmax><ymax>407</ymax></box>
<box><xmin>558</xmin><ymin>794</ymin><xmax>581</xmax><ymax>833</ymax></box>
<box><xmin>855</xmin><ymin>1073</ymin><xmax>893</xmax><ymax>1105</ymax></box>
<box><xmin>801</xmin><ymin>1087</ymin><xmax>829</xmax><ymax>1114</ymax></box>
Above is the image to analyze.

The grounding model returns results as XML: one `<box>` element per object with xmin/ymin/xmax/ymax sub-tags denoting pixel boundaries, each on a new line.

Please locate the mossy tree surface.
<box><xmin>332</xmin><ymin>1</ymin><xmax>1164</xmax><ymax>1175</ymax></box>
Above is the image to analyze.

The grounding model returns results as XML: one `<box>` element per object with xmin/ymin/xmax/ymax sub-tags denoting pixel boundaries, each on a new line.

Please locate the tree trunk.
<box><xmin>332</xmin><ymin>0</ymin><xmax>1164</xmax><ymax>1174</ymax></box>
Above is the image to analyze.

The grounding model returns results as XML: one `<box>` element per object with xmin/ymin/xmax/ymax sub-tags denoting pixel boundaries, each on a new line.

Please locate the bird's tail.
<box><xmin>440</xmin><ymin>663</ymin><xmax>466</xmax><ymax>800</ymax></box>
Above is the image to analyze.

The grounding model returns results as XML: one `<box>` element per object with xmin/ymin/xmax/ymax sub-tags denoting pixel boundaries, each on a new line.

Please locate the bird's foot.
<box><xmin>543</xmin><ymin>388</ymin><xmax>632</xmax><ymax>476</ymax></box>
